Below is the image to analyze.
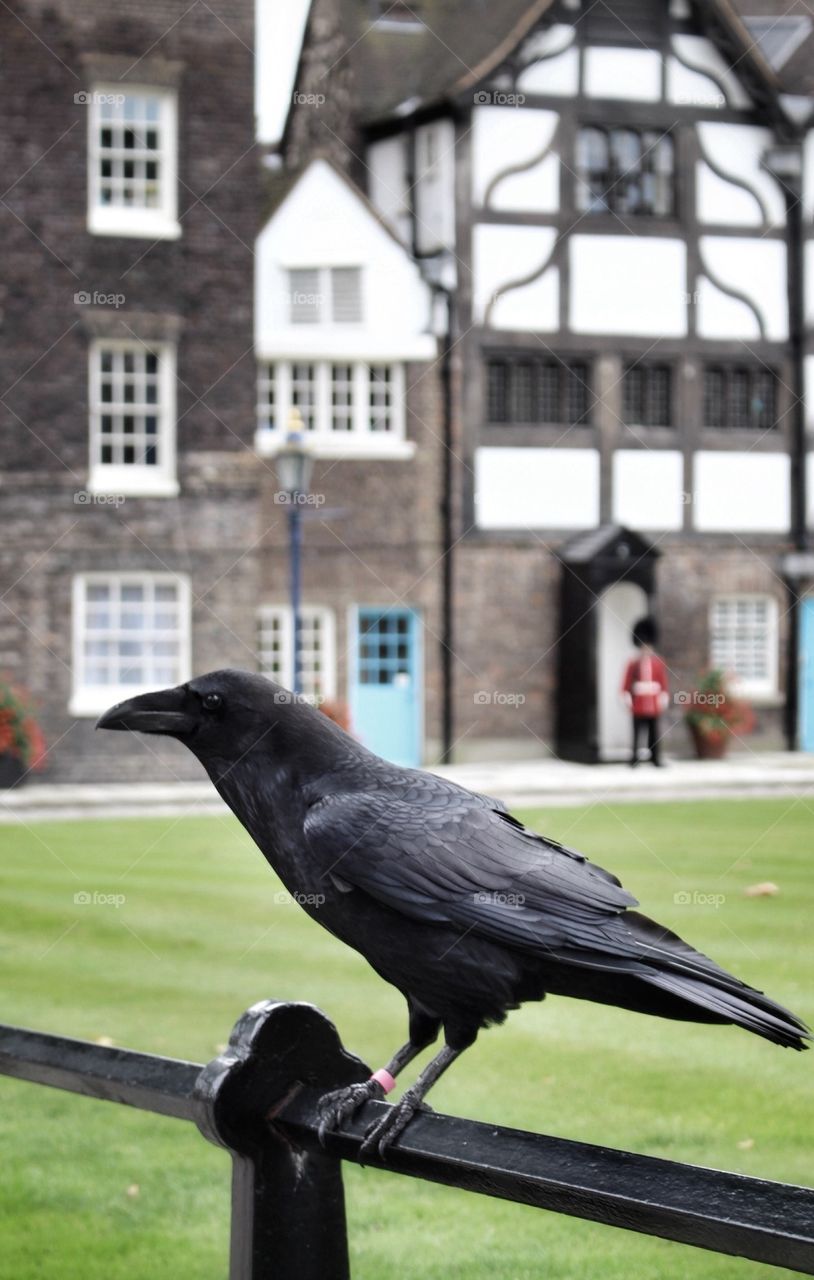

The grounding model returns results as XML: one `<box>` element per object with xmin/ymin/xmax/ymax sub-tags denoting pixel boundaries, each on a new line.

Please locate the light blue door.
<box><xmin>800</xmin><ymin>598</ymin><xmax>814</xmax><ymax>750</ymax></box>
<box><xmin>351</xmin><ymin>607</ymin><xmax>421</xmax><ymax>766</ymax></box>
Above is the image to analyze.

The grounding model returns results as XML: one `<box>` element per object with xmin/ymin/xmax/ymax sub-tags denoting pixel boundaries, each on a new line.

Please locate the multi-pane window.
<box><xmin>358</xmin><ymin>610</ymin><xmax>413</xmax><ymax>685</ymax></box>
<box><xmin>71</xmin><ymin>574</ymin><xmax>190</xmax><ymax>712</ymax></box>
<box><xmin>287</xmin><ymin>267</ymin><xmax>363</xmax><ymax>324</ymax></box>
<box><xmin>486</xmin><ymin>356</ymin><xmax>590</xmax><ymax>426</ymax></box>
<box><xmin>257</xmin><ymin>361</ymin><xmax>404</xmax><ymax>438</ymax></box>
<box><xmin>710</xmin><ymin>596</ymin><xmax>777</xmax><ymax>696</ymax></box>
<box><xmin>576</xmin><ymin>127</ymin><xmax>674</xmax><ymax>216</ymax></box>
<box><xmin>623</xmin><ymin>364</ymin><xmax>672</xmax><ymax>427</ymax></box>
<box><xmin>89</xmin><ymin>341</ymin><xmax>176</xmax><ymax>492</ymax></box>
<box><xmin>88</xmin><ymin>88</ymin><xmax>178</xmax><ymax>236</ymax></box>
<box><xmin>331</xmin><ymin>364</ymin><xmax>355</xmax><ymax>431</ymax></box>
<box><xmin>257</xmin><ymin>605</ymin><xmax>336</xmax><ymax>701</ymax></box>
<box><xmin>369</xmin><ymin>367</ymin><xmax>395</xmax><ymax>432</ymax></box>
<box><xmin>291</xmin><ymin>362</ymin><xmax>317</xmax><ymax>431</ymax></box>
<box><xmin>703</xmin><ymin>365</ymin><xmax>778</xmax><ymax>431</ymax></box>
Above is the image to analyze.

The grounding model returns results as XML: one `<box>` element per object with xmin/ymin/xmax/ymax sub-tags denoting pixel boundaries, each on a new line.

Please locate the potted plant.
<box><xmin>684</xmin><ymin>669</ymin><xmax>754</xmax><ymax>760</ymax></box>
<box><xmin>0</xmin><ymin>680</ymin><xmax>47</xmax><ymax>786</ymax></box>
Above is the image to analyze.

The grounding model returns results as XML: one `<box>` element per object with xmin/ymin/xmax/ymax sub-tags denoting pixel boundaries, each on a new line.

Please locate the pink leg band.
<box><xmin>370</xmin><ymin>1068</ymin><xmax>397</xmax><ymax>1094</ymax></box>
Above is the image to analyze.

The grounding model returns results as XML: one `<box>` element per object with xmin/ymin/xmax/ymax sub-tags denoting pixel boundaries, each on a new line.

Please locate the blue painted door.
<box><xmin>351</xmin><ymin>607</ymin><xmax>421</xmax><ymax>766</ymax></box>
<box><xmin>800</xmin><ymin>598</ymin><xmax>814</xmax><ymax>750</ymax></box>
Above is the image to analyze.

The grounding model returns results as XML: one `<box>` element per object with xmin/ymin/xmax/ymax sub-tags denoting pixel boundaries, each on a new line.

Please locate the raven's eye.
<box><xmin>202</xmin><ymin>692</ymin><xmax>223</xmax><ymax>712</ymax></box>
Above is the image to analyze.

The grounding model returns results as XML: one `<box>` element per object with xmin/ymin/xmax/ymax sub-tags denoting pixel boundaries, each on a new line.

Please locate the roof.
<box><xmin>558</xmin><ymin>525</ymin><xmax>660</xmax><ymax>565</ymax></box>
<box><xmin>339</xmin><ymin>0</ymin><xmax>554</xmax><ymax>123</ymax></box>
<box><xmin>305</xmin><ymin>0</ymin><xmax>814</xmax><ymax>130</ymax></box>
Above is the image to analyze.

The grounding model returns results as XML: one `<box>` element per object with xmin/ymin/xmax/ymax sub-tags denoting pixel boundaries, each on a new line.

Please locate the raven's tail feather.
<box><xmin>623</xmin><ymin>910</ymin><xmax>809</xmax><ymax>1050</ymax></box>
<box><xmin>644</xmin><ymin>969</ymin><xmax>809</xmax><ymax>1049</ymax></box>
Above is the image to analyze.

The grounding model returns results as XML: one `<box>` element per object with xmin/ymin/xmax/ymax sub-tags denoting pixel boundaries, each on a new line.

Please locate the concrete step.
<box><xmin>2</xmin><ymin>753</ymin><xmax>814</xmax><ymax>822</ymax></box>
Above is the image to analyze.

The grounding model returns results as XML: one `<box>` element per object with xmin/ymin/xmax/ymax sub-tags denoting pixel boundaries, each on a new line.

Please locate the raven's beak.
<box><xmin>95</xmin><ymin>685</ymin><xmax>196</xmax><ymax>736</ymax></box>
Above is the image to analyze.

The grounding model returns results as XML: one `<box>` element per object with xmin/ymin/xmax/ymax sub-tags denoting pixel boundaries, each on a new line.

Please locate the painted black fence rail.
<box><xmin>1</xmin><ymin>1000</ymin><xmax>813</xmax><ymax>1279</ymax></box>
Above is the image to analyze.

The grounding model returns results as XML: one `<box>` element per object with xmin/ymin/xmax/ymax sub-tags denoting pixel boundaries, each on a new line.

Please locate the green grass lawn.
<box><xmin>0</xmin><ymin>798</ymin><xmax>812</xmax><ymax>1279</ymax></box>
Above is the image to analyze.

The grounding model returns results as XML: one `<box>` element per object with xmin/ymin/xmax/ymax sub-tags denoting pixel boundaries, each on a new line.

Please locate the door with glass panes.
<box><xmin>350</xmin><ymin>607</ymin><xmax>421</xmax><ymax>766</ymax></box>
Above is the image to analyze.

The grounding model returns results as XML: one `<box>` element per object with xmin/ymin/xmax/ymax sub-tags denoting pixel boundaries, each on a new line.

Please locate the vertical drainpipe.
<box><xmin>787</xmin><ymin>163</ymin><xmax>806</xmax><ymax>751</ymax></box>
<box><xmin>411</xmin><ymin>115</ymin><xmax>456</xmax><ymax>764</ymax></box>
<box><xmin>438</xmin><ymin>284</ymin><xmax>455</xmax><ymax>764</ymax></box>
<box><xmin>763</xmin><ymin>140</ymin><xmax>806</xmax><ymax>749</ymax></box>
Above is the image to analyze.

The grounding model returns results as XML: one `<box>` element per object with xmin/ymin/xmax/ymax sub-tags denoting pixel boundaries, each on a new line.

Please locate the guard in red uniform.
<box><xmin>621</xmin><ymin>617</ymin><xmax>669</xmax><ymax>767</ymax></box>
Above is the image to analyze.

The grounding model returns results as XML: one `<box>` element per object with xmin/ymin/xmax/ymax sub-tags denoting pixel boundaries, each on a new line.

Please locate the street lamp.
<box><xmin>275</xmin><ymin>411</ymin><xmax>314</xmax><ymax>696</ymax></box>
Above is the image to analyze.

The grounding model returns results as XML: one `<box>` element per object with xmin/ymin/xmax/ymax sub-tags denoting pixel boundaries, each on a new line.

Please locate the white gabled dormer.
<box><xmin>254</xmin><ymin>158</ymin><xmax>436</xmax><ymax>460</ymax></box>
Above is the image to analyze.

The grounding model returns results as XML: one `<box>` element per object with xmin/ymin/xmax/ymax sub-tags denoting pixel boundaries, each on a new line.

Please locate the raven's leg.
<box><xmin>359</xmin><ymin>1042</ymin><xmax>460</xmax><ymax>1160</ymax></box>
<box><xmin>317</xmin><ymin>1006</ymin><xmax>440</xmax><ymax>1146</ymax></box>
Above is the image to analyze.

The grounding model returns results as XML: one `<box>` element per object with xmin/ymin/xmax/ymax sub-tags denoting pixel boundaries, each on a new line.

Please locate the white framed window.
<box><xmin>71</xmin><ymin>573</ymin><xmax>191</xmax><ymax>716</ymax></box>
<box><xmin>256</xmin><ymin>360</ymin><xmax>410</xmax><ymax>458</ymax></box>
<box><xmin>709</xmin><ymin>595</ymin><xmax>778</xmax><ymax>698</ymax></box>
<box><xmin>88</xmin><ymin>340</ymin><xmax>178</xmax><ymax>496</ymax></box>
<box><xmin>287</xmin><ymin>267</ymin><xmax>362</xmax><ymax>324</ymax></box>
<box><xmin>257</xmin><ymin>605</ymin><xmax>336</xmax><ymax>702</ymax></box>
<box><xmin>87</xmin><ymin>87</ymin><xmax>180</xmax><ymax>239</ymax></box>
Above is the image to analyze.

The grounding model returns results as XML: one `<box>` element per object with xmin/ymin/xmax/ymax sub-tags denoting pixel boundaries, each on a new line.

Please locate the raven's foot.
<box><xmin>317</xmin><ymin>1080</ymin><xmax>384</xmax><ymax>1147</ymax></box>
<box><xmin>359</xmin><ymin>1087</ymin><xmax>431</xmax><ymax>1161</ymax></box>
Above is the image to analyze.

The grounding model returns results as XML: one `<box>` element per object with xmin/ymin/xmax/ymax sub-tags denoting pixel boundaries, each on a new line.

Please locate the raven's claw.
<box><xmin>317</xmin><ymin>1080</ymin><xmax>384</xmax><ymax>1146</ymax></box>
<box><xmin>359</xmin><ymin>1089</ymin><xmax>431</xmax><ymax>1161</ymax></box>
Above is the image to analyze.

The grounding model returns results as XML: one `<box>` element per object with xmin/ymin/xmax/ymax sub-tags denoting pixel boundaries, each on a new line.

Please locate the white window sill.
<box><xmin>254</xmin><ymin>429</ymin><xmax>415</xmax><ymax>461</ymax></box>
<box><xmin>87</xmin><ymin>468</ymin><xmax>179</xmax><ymax>498</ymax></box>
<box><xmin>732</xmin><ymin>687</ymin><xmax>782</xmax><ymax>707</ymax></box>
<box><xmin>87</xmin><ymin>210</ymin><xmax>182</xmax><ymax>241</ymax></box>
<box><xmin>70</xmin><ymin>685</ymin><xmax>172</xmax><ymax>718</ymax></box>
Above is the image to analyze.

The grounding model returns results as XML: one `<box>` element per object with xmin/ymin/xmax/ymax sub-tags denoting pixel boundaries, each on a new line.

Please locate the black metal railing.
<box><xmin>2</xmin><ymin>1000</ymin><xmax>813</xmax><ymax>1278</ymax></box>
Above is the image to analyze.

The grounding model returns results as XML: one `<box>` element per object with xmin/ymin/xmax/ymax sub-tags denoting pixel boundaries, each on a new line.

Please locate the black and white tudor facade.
<box><xmin>271</xmin><ymin>0</ymin><xmax>814</xmax><ymax>764</ymax></box>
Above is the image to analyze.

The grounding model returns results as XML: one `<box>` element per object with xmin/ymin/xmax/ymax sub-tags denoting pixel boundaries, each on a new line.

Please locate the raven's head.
<box><xmin>95</xmin><ymin>668</ymin><xmax>315</xmax><ymax>763</ymax></box>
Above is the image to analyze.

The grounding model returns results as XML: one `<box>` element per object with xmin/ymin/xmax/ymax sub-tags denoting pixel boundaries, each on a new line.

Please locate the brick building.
<box><xmin>3</xmin><ymin>0</ymin><xmax>814</xmax><ymax>780</ymax></box>
<box><xmin>1</xmin><ymin>0</ymin><xmax>260</xmax><ymax>781</ymax></box>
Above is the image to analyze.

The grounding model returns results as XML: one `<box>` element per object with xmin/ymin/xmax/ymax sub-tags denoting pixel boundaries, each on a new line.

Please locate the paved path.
<box><xmin>3</xmin><ymin>753</ymin><xmax>814</xmax><ymax>823</ymax></box>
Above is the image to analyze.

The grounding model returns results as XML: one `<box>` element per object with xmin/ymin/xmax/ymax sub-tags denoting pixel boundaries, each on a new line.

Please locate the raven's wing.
<box><xmin>304</xmin><ymin>788</ymin><xmax>638</xmax><ymax>957</ymax></box>
<box><xmin>304</xmin><ymin>787</ymin><xmax>809</xmax><ymax>1048</ymax></box>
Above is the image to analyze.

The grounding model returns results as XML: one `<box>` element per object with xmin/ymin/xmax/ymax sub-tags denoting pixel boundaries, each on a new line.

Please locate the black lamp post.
<box><xmin>275</xmin><ymin>413</ymin><xmax>314</xmax><ymax>696</ymax></box>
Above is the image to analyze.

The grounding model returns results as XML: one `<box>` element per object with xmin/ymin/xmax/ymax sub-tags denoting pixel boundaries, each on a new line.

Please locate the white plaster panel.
<box><xmin>612</xmin><ymin>450</ymin><xmax>685</xmax><ymax>530</ymax></box>
<box><xmin>693</xmin><ymin>451</ymin><xmax>790</xmax><ymax>532</ymax></box>
<box><xmin>698</xmin><ymin>237</ymin><xmax>787</xmax><ymax>340</ymax></box>
<box><xmin>666</xmin><ymin>57</ymin><xmax>726</xmax><ymax>109</ymax></box>
<box><xmin>807</xmin><ymin>452</ymin><xmax>814</xmax><ymax>529</ymax></box>
<box><xmin>696</xmin><ymin>276</ymin><xmax>761</xmax><ymax>340</ymax></box>
<box><xmin>584</xmin><ymin>47</ymin><xmax>662</xmax><ymax>101</ymax></box>
<box><xmin>490</xmin><ymin>154</ymin><xmax>560</xmax><ymax>214</ymax></box>
<box><xmin>804</xmin><ymin>129</ymin><xmax>814</xmax><ymax>220</ymax></box>
<box><xmin>521</xmin><ymin>23</ymin><xmax>576</xmax><ymax>60</ymax></box>
<box><xmin>669</xmin><ymin>35</ymin><xmax>751</xmax><ymax>109</ymax></box>
<box><xmin>696</xmin><ymin>123</ymin><xmax>786</xmax><ymax>226</ymax></box>
<box><xmin>475</xmin><ymin>447</ymin><xmax>600</xmax><ymax>529</ymax></box>
<box><xmin>255</xmin><ymin>158</ymin><xmax>435</xmax><ymax>359</ymax></box>
<box><xmin>697</xmin><ymin>161</ymin><xmax>763</xmax><ymax>227</ymax></box>
<box><xmin>367</xmin><ymin>136</ymin><xmax>410</xmax><ymax>243</ymax></box>
<box><xmin>490</xmin><ymin>268</ymin><xmax>559</xmax><ymax>331</ymax></box>
<box><xmin>517</xmin><ymin>45</ymin><xmax>579</xmax><ymax>96</ymax></box>
<box><xmin>805</xmin><ymin>242</ymin><xmax>814</xmax><ymax>328</ymax></box>
<box><xmin>472</xmin><ymin>107</ymin><xmax>560</xmax><ymax>207</ymax></box>
<box><xmin>569</xmin><ymin>236</ymin><xmax>687</xmax><ymax>336</ymax></box>
<box><xmin>806</xmin><ymin>355</ymin><xmax>814</xmax><ymax>430</ymax></box>
<box><xmin>473</xmin><ymin>224</ymin><xmax>558</xmax><ymax>328</ymax></box>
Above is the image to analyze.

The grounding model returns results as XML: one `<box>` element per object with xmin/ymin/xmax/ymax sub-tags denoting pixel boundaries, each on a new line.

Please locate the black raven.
<box><xmin>98</xmin><ymin>669</ymin><xmax>808</xmax><ymax>1156</ymax></box>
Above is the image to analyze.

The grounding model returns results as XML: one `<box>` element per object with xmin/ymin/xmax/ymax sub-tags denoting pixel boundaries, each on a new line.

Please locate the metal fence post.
<box><xmin>193</xmin><ymin>1000</ymin><xmax>370</xmax><ymax>1280</ymax></box>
